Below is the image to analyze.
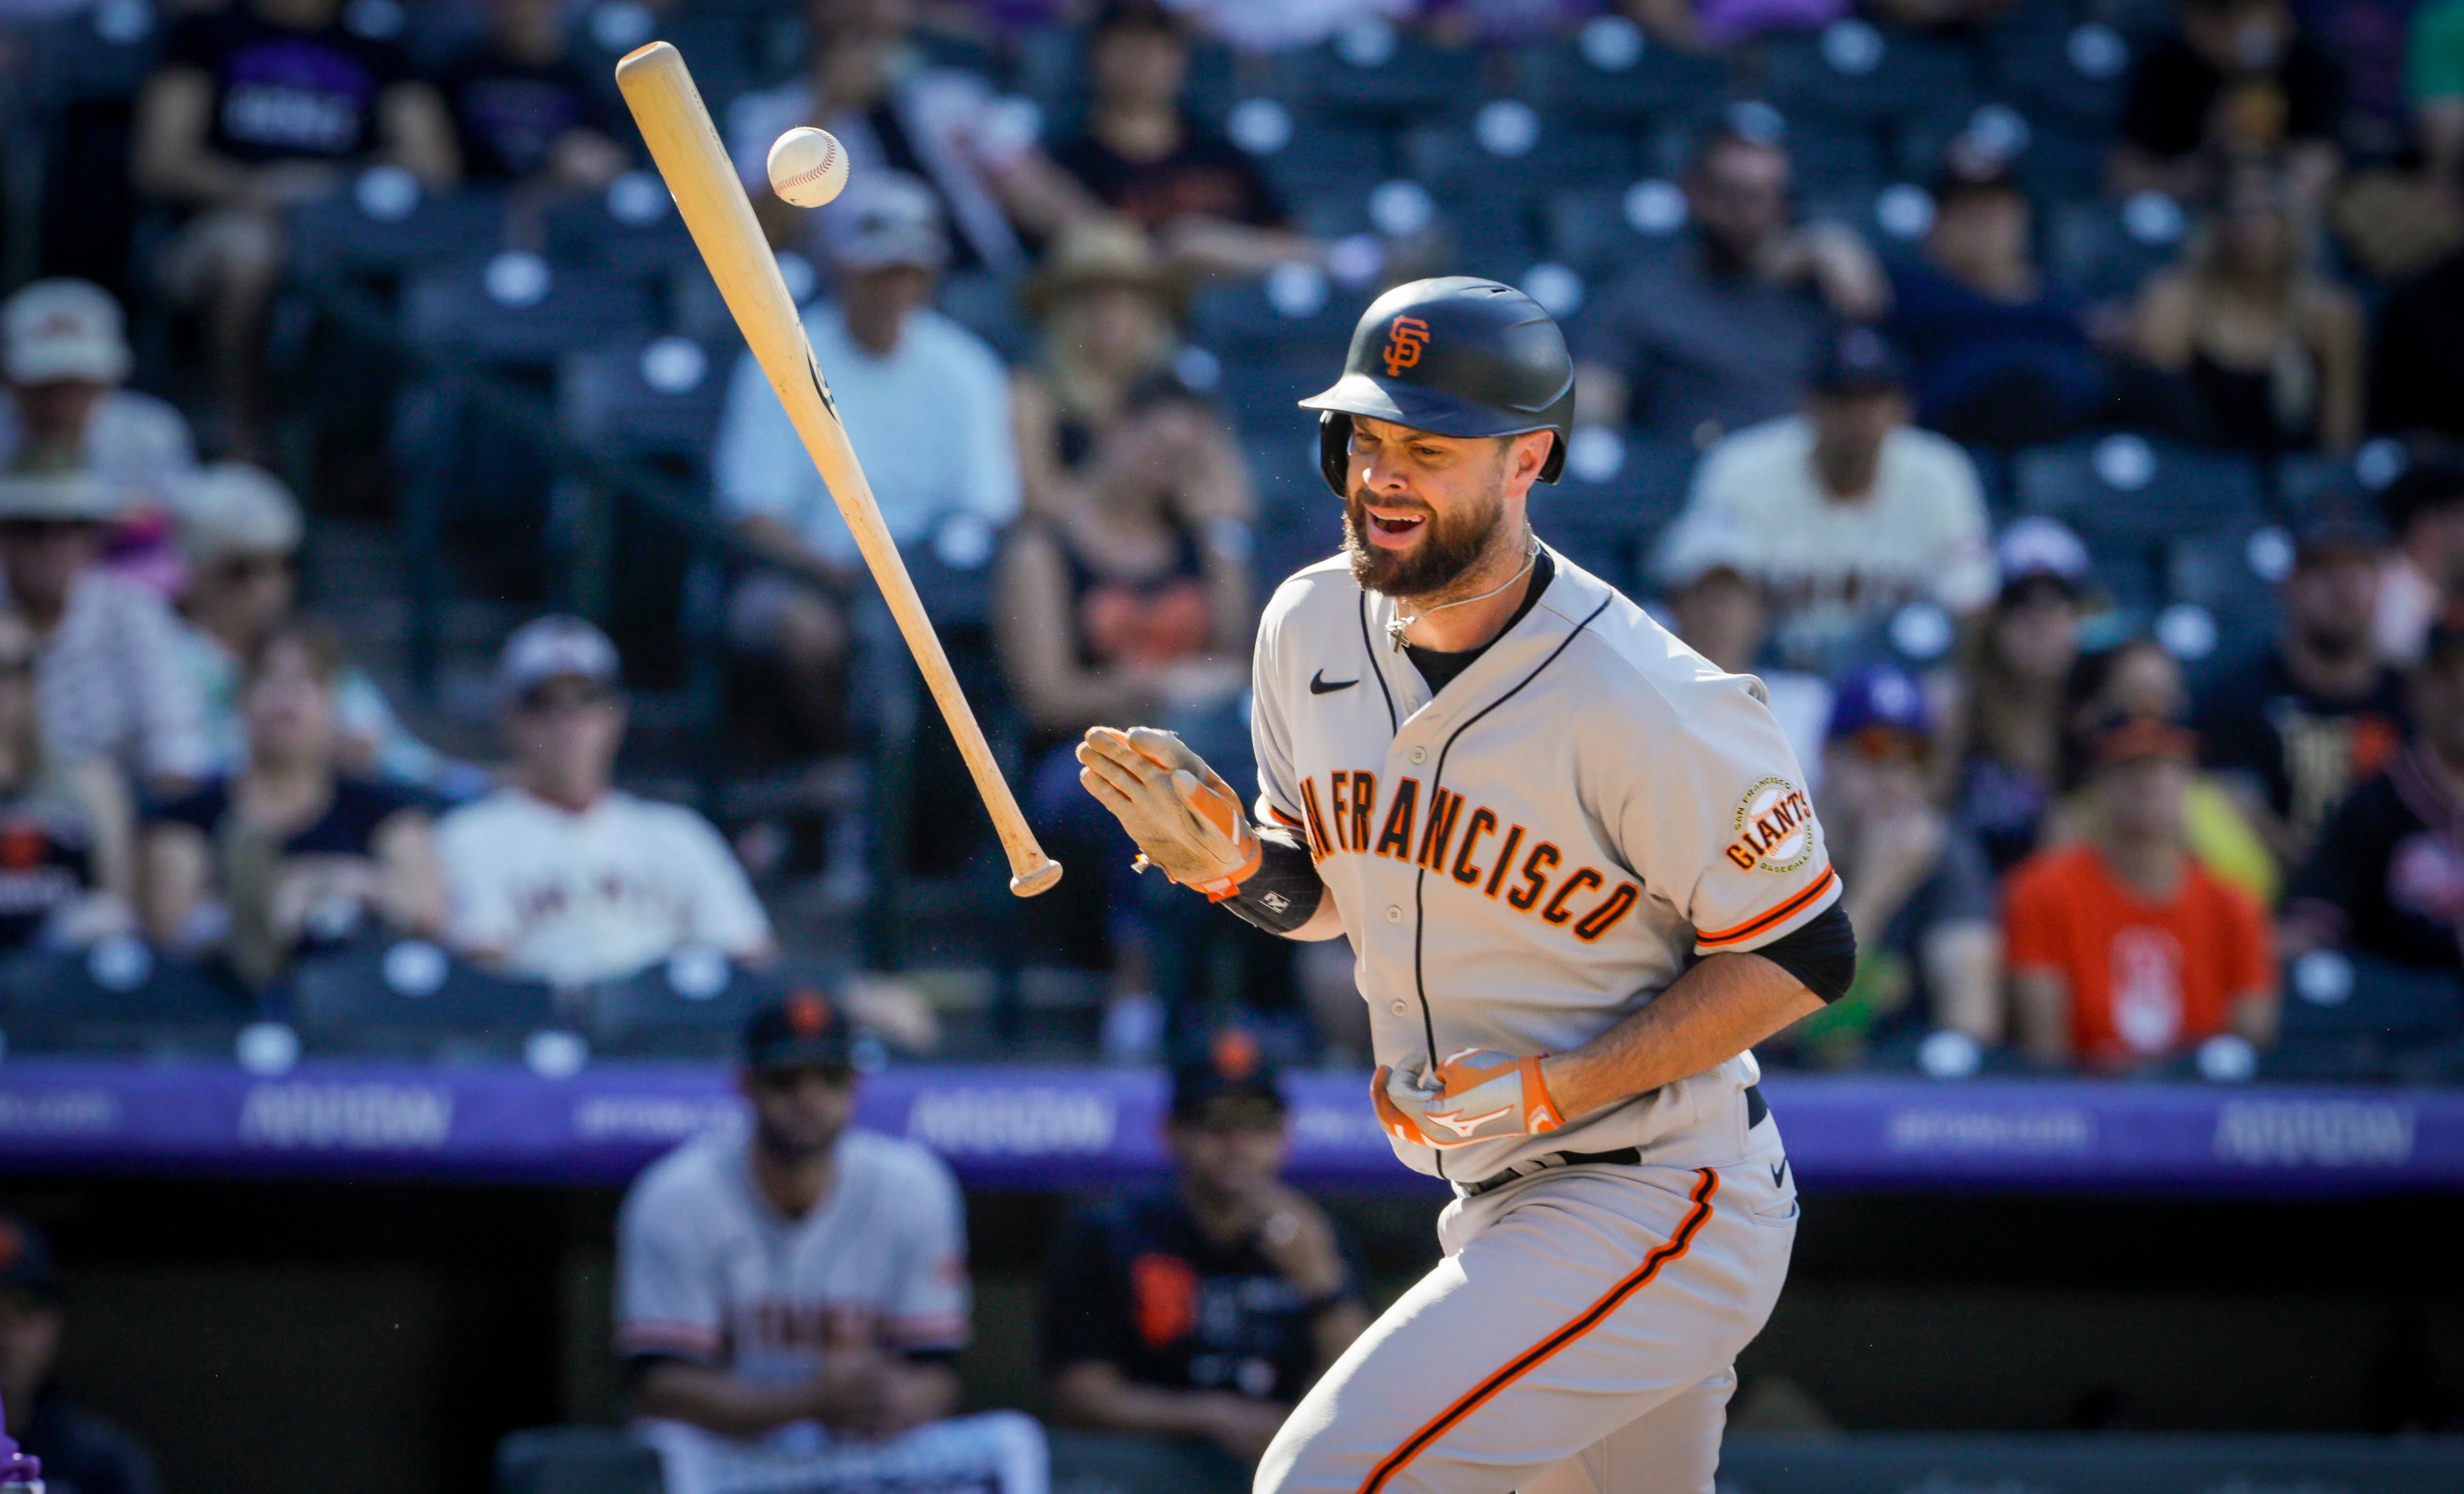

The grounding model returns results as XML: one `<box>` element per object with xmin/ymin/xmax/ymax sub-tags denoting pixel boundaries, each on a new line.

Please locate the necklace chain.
<box><xmin>1385</xmin><ymin>541</ymin><xmax>1541</xmax><ymax>653</ymax></box>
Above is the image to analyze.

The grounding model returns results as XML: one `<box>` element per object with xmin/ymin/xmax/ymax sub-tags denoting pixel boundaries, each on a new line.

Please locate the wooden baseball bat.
<box><xmin>615</xmin><ymin>41</ymin><xmax>1062</xmax><ymax>898</ymax></box>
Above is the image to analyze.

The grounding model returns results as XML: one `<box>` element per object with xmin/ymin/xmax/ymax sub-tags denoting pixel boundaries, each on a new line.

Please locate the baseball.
<box><xmin>767</xmin><ymin>127</ymin><xmax>848</xmax><ymax>208</ymax></box>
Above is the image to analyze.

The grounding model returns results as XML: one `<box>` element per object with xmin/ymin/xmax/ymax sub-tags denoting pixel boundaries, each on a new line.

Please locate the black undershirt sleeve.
<box><xmin>1219</xmin><ymin>828</ymin><xmax>1325</xmax><ymax>935</ymax></box>
<box><xmin>1742</xmin><ymin>902</ymin><xmax>1857</xmax><ymax>1005</ymax></box>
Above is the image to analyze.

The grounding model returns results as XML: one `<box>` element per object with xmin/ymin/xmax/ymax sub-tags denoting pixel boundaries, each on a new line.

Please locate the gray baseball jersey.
<box><xmin>616</xmin><ymin>1123</ymin><xmax>970</xmax><ymax>1383</ymax></box>
<box><xmin>1250</xmin><ymin>549</ymin><xmax>1837</xmax><ymax>1184</ymax></box>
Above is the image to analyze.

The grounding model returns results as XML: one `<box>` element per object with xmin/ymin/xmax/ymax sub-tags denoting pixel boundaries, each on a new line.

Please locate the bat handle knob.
<box><xmin>1007</xmin><ymin>857</ymin><xmax>1064</xmax><ymax>898</ymax></box>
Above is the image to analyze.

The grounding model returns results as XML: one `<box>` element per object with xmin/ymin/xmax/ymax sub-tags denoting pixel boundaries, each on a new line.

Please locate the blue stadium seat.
<box><xmin>585</xmin><ymin>954</ymin><xmax>784</xmax><ymax>1057</ymax></box>
<box><xmin>289</xmin><ymin>185</ymin><xmax>511</xmax><ymax>287</ymax></box>
<box><xmin>2166</xmin><ymin>527</ymin><xmax>2287</xmax><ymax>640</ymax></box>
<box><xmin>1280</xmin><ymin>25</ymin><xmax>1482</xmax><ymax>121</ymax></box>
<box><xmin>1511</xmin><ymin>21</ymin><xmax>1730</xmax><ymax>127</ymax></box>
<box><xmin>497</xmin><ymin>1427</ymin><xmax>664</xmax><ymax>1494</ymax></box>
<box><xmin>1244</xmin><ymin>431</ymin><xmax>1344</xmax><ymax>585</ymax></box>
<box><xmin>1247</xmin><ymin>115</ymin><xmax>1397</xmax><ymax>204</ymax></box>
<box><xmin>1531</xmin><ymin>434</ymin><xmax>1696</xmax><ymax>590</ymax></box>
<box><xmin>1765</xmin><ymin>116</ymin><xmax>1886</xmax><ymax>200</ymax></box>
<box><xmin>572</xmin><ymin>5</ymin><xmax>756</xmax><ymax>117</ymax></box>
<box><xmin>401</xmin><ymin>256</ymin><xmax>658</xmax><ymax>368</ymax></box>
<box><xmin>1189</xmin><ymin>276</ymin><xmax>1369</xmax><ymax>364</ymax></box>
<box><xmin>1760</xmin><ymin>22</ymin><xmax>1980</xmax><ymax>130</ymax></box>
<box><xmin>291</xmin><ymin>941</ymin><xmax>560</xmax><ymax>1058</ymax></box>
<box><xmin>2049</xmin><ymin>195</ymin><xmax>2187</xmax><ymax>301</ymax></box>
<box><xmin>935</xmin><ymin>269</ymin><xmax>1036</xmax><ymax>365</ymax></box>
<box><xmin>1542</xmin><ymin>183</ymin><xmax>1690</xmax><ymax>280</ymax></box>
<box><xmin>1985</xmin><ymin>14</ymin><xmax>2134</xmax><ymax>134</ymax></box>
<box><xmin>558</xmin><ymin>337</ymin><xmax>730</xmax><ymax>464</ymax></box>
<box><xmin>0</xmin><ymin>944</ymin><xmax>251</xmax><ymax>1056</ymax></box>
<box><xmin>1210</xmin><ymin>357</ymin><xmax>1320</xmax><ymax>437</ymax></box>
<box><xmin>2270</xmin><ymin>951</ymin><xmax>2464</xmax><ymax>1080</ymax></box>
<box><xmin>21</xmin><ymin>0</ymin><xmax>159</xmax><ymax>109</ymax></box>
<box><xmin>1401</xmin><ymin>120</ymin><xmax>1639</xmax><ymax>206</ymax></box>
<box><xmin>2015</xmin><ymin>435</ymin><xmax>2267</xmax><ymax>544</ymax></box>
<box><xmin>543</xmin><ymin>174</ymin><xmax>698</xmax><ymax>284</ymax></box>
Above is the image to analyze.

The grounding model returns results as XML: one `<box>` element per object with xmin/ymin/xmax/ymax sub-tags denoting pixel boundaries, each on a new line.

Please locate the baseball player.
<box><xmin>616</xmin><ymin>994</ymin><xmax>1047</xmax><ymax>1494</ymax></box>
<box><xmin>1075</xmin><ymin>277</ymin><xmax>1856</xmax><ymax>1494</ymax></box>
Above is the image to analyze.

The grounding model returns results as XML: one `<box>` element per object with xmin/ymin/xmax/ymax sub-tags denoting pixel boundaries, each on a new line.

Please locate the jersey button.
<box><xmin>1389</xmin><ymin>1000</ymin><xmax>1408</xmax><ymax>1016</ymax></box>
<box><xmin>1384</xmin><ymin>905</ymin><xmax>1403</xmax><ymax>924</ymax></box>
<box><xmin>1408</xmin><ymin>746</ymin><xmax>1428</xmax><ymax>764</ymax></box>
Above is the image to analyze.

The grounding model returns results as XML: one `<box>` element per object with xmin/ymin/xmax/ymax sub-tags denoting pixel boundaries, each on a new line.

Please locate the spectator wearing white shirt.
<box><xmin>713</xmin><ymin>172</ymin><xmax>1019</xmax><ymax>748</ymax></box>
<box><xmin>1654</xmin><ymin>327</ymin><xmax>1995</xmax><ymax>673</ymax></box>
<box><xmin>0</xmin><ymin>469</ymin><xmax>209</xmax><ymax>793</ymax></box>
<box><xmin>438</xmin><ymin>617</ymin><xmax>774</xmax><ymax>989</ymax></box>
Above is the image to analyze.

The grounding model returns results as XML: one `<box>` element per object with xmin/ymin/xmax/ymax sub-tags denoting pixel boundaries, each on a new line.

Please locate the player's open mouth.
<box><xmin>1362</xmin><ymin>508</ymin><xmax>1429</xmax><ymax>547</ymax></box>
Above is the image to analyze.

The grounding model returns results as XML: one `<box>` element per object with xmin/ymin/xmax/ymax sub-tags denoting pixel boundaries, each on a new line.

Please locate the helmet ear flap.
<box><xmin>1537</xmin><ymin>429</ymin><xmax>1567</xmax><ymax>485</ymax></box>
<box><xmin>1317</xmin><ymin>411</ymin><xmax>1351</xmax><ymax>497</ymax></box>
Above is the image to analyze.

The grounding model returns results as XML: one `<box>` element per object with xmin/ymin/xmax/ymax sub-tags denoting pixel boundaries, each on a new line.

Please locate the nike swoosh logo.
<box><xmin>1310</xmin><ymin>670</ymin><xmax>1358</xmax><ymax>695</ymax></box>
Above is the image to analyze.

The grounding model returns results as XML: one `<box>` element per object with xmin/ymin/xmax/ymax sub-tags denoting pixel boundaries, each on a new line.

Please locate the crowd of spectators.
<box><xmin>2</xmin><ymin>0</ymin><xmax>2464</xmax><ymax>1079</ymax></box>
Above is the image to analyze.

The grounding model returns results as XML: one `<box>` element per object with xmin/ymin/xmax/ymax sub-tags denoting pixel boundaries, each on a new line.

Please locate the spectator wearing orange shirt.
<box><xmin>2006</xmin><ymin>714</ymin><xmax>2279</xmax><ymax>1070</ymax></box>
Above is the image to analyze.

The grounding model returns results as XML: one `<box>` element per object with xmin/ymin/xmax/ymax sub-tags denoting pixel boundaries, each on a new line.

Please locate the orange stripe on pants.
<box><xmin>1356</xmin><ymin>1168</ymin><xmax>1721</xmax><ymax>1494</ymax></box>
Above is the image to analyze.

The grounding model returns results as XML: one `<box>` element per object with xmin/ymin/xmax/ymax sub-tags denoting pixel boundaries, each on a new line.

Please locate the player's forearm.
<box><xmin>1538</xmin><ymin>952</ymin><xmax>1822</xmax><ymax>1121</ymax></box>
<box><xmin>633</xmin><ymin>1361</ymin><xmax>823</xmax><ymax>1438</ymax></box>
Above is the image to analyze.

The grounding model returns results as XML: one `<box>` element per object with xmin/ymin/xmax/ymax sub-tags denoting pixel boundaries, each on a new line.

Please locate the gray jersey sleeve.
<box><xmin>1610</xmin><ymin>672</ymin><xmax>1839</xmax><ymax>957</ymax></box>
<box><xmin>883</xmin><ymin>1149</ymin><xmax>972</xmax><ymax>1352</ymax></box>
<box><xmin>615</xmin><ymin>1163</ymin><xmax>726</xmax><ymax>1364</ymax></box>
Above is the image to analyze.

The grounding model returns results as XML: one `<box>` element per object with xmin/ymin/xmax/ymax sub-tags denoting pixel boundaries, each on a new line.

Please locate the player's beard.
<box><xmin>1343</xmin><ymin>476</ymin><xmax>1511</xmax><ymax>602</ymax></box>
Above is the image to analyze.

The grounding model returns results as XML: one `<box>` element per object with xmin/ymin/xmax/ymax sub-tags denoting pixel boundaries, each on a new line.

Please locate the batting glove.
<box><xmin>1373</xmin><ymin>1049</ymin><xmax>1565</xmax><ymax>1149</ymax></box>
<box><xmin>1076</xmin><ymin>726</ymin><xmax>1261</xmax><ymax>902</ymax></box>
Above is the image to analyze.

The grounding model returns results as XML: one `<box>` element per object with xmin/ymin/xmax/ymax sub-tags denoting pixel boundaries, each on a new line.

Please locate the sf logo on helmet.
<box><xmin>1382</xmin><ymin>315</ymin><xmax>1430</xmax><ymax>377</ymax></box>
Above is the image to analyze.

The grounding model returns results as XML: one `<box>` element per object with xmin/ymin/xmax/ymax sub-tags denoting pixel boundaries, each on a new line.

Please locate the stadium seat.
<box><xmin>2166</xmin><ymin>527</ymin><xmax>2287</xmax><ymax>649</ymax></box>
<box><xmin>543</xmin><ymin>174</ymin><xmax>698</xmax><ymax>285</ymax></box>
<box><xmin>1247</xmin><ymin>115</ymin><xmax>1397</xmax><ymax>205</ymax></box>
<box><xmin>496</xmin><ymin>1427</ymin><xmax>663</xmax><ymax>1494</ymax></box>
<box><xmin>1760</xmin><ymin>22</ymin><xmax>1980</xmax><ymax>130</ymax></box>
<box><xmin>1400</xmin><ymin>120</ymin><xmax>1639</xmax><ymax>207</ymax></box>
<box><xmin>1188</xmin><ymin>276</ymin><xmax>1369</xmax><ymax>364</ymax></box>
<box><xmin>0</xmin><ymin>944</ymin><xmax>252</xmax><ymax>1057</ymax></box>
<box><xmin>1985</xmin><ymin>13</ymin><xmax>2134</xmax><ymax>134</ymax></box>
<box><xmin>400</xmin><ymin>257</ymin><xmax>659</xmax><ymax>369</ymax></box>
<box><xmin>935</xmin><ymin>269</ymin><xmax>1036</xmax><ymax>365</ymax></box>
<box><xmin>291</xmin><ymin>941</ymin><xmax>561</xmax><ymax>1059</ymax></box>
<box><xmin>2049</xmin><ymin>195</ymin><xmax>2188</xmax><ymax>301</ymax></box>
<box><xmin>1243</xmin><ymin>430</ymin><xmax>1344</xmax><ymax>584</ymax></box>
<box><xmin>289</xmin><ymin>185</ymin><xmax>512</xmax><ymax>288</ymax></box>
<box><xmin>20</xmin><ymin>0</ymin><xmax>159</xmax><ymax>111</ymax></box>
<box><xmin>559</xmin><ymin>337</ymin><xmax>731</xmax><ymax>465</ymax></box>
<box><xmin>1280</xmin><ymin>24</ymin><xmax>1483</xmax><ymax>121</ymax></box>
<box><xmin>2270</xmin><ymin>951</ymin><xmax>2464</xmax><ymax>1080</ymax></box>
<box><xmin>2014</xmin><ymin>435</ymin><xmax>2267</xmax><ymax>544</ymax></box>
<box><xmin>1210</xmin><ymin>356</ymin><xmax>1320</xmax><ymax>437</ymax></box>
<box><xmin>1531</xmin><ymin>433</ymin><xmax>1697</xmax><ymax>589</ymax></box>
<box><xmin>585</xmin><ymin>953</ymin><xmax>784</xmax><ymax>1058</ymax></box>
<box><xmin>1541</xmin><ymin>183</ymin><xmax>1690</xmax><ymax>281</ymax></box>
<box><xmin>1510</xmin><ymin>19</ymin><xmax>1729</xmax><ymax>127</ymax></box>
<box><xmin>1761</xmin><ymin>115</ymin><xmax>1886</xmax><ymax>201</ymax></box>
<box><xmin>2275</xmin><ymin>442</ymin><xmax>2407</xmax><ymax>521</ymax></box>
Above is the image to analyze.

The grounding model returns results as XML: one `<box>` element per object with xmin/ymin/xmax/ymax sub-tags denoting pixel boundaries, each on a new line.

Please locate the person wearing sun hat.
<box><xmin>0</xmin><ymin>280</ymin><xmax>195</xmax><ymax>516</ymax></box>
<box><xmin>0</xmin><ymin>462</ymin><xmax>208</xmax><ymax>792</ymax></box>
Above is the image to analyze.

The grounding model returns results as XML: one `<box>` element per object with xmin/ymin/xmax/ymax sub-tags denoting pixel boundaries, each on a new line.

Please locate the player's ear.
<box><xmin>1502</xmin><ymin>430</ymin><xmax>1552</xmax><ymax>492</ymax></box>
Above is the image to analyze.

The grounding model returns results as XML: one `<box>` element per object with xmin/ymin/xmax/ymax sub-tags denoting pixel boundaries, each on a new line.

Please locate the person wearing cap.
<box><xmin>2283</xmin><ymin>619</ymin><xmax>2464</xmax><ymax>972</ymax></box>
<box><xmin>435</xmin><ymin>617</ymin><xmax>773</xmax><ymax>989</ymax></box>
<box><xmin>1941</xmin><ymin>517</ymin><xmax>2091</xmax><ymax>875</ymax></box>
<box><xmin>0</xmin><ymin>281</ymin><xmax>194</xmax><ymax>514</ymax></box>
<box><xmin>1882</xmin><ymin>156</ymin><xmax>2109</xmax><ymax>447</ymax></box>
<box><xmin>142</xmin><ymin>619</ymin><xmax>444</xmax><ymax>986</ymax></box>
<box><xmin>1574</xmin><ymin>122</ymin><xmax>1887</xmax><ymax>445</ymax></box>
<box><xmin>2193</xmin><ymin>507</ymin><xmax>2407</xmax><ymax>870</ymax></box>
<box><xmin>1655</xmin><ymin>326</ymin><xmax>1995</xmax><ymax>672</ymax></box>
<box><xmin>171</xmin><ymin>463</ymin><xmax>473</xmax><ymax>794</ymax></box>
<box><xmin>0</xmin><ymin>1216</ymin><xmax>158</xmax><ymax>1494</ymax></box>
<box><xmin>1045</xmin><ymin>0</ymin><xmax>1314</xmax><ymax>282</ymax></box>
<box><xmin>1662</xmin><ymin>560</ymin><xmax>1834</xmax><ymax>797</ymax></box>
<box><xmin>1780</xmin><ymin>665</ymin><xmax>2000</xmax><ymax>1059</ymax></box>
<box><xmin>2373</xmin><ymin>458</ymin><xmax>2464</xmax><ymax>666</ymax></box>
<box><xmin>714</xmin><ymin>168</ymin><xmax>1021</xmax><ymax>750</ymax></box>
<box><xmin>2005</xmin><ymin>712</ymin><xmax>2278</xmax><ymax>1070</ymax></box>
<box><xmin>1044</xmin><ymin>1035</ymin><xmax>1366</xmax><ymax>1472</ymax></box>
<box><xmin>133</xmin><ymin>0</ymin><xmax>457</xmax><ymax>452</ymax></box>
<box><xmin>0</xmin><ymin>467</ymin><xmax>209</xmax><ymax>794</ymax></box>
<box><xmin>725</xmin><ymin>0</ymin><xmax>1082</xmax><ymax>278</ymax></box>
<box><xmin>618</xmin><ymin>993</ymin><xmax>1045</xmax><ymax>1494</ymax></box>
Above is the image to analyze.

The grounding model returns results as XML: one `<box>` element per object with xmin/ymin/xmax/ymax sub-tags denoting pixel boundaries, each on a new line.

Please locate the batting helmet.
<box><xmin>1298</xmin><ymin>276</ymin><xmax>1576</xmax><ymax>498</ymax></box>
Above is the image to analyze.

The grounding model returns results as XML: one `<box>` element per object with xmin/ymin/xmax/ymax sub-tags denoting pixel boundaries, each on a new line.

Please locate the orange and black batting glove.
<box><xmin>1373</xmin><ymin>1049</ymin><xmax>1564</xmax><ymax>1149</ymax></box>
<box><xmin>1076</xmin><ymin>726</ymin><xmax>1262</xmax><ymax>902</ymax></box>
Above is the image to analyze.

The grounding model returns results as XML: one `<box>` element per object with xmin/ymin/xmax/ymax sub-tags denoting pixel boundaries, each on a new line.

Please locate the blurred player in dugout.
<box><xmin>1043</xmin><ymin>1035</ymin><xmax>1368</xmax><ymax>1478</ymax></box>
